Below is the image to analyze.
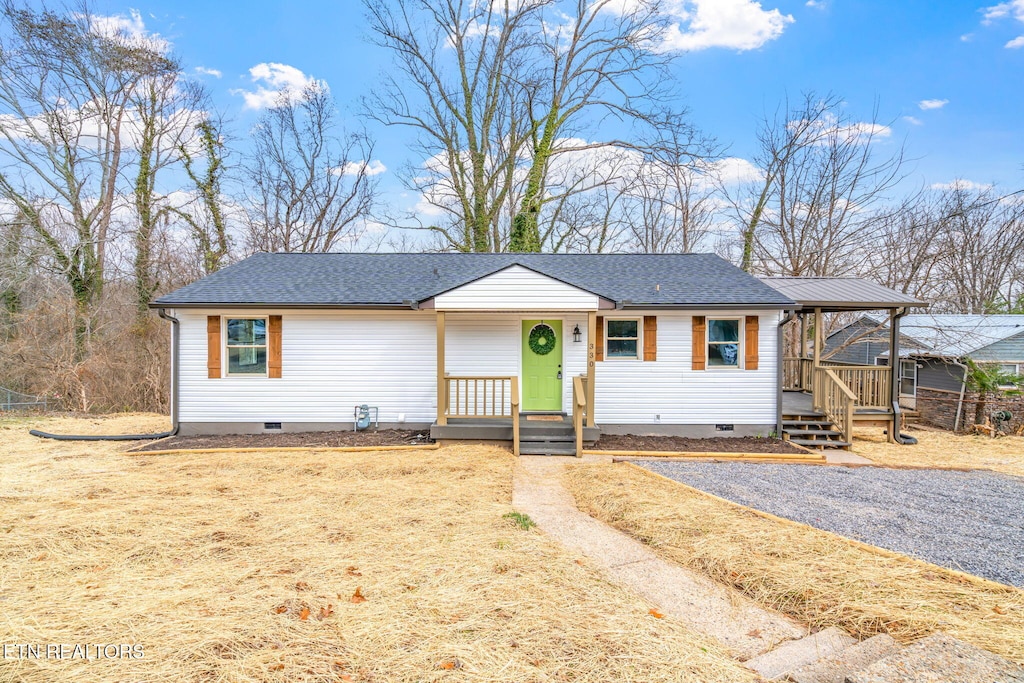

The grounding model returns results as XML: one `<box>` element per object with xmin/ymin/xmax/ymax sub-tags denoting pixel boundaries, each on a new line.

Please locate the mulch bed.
<box><xmin>591</xmin><ymin>434</ymin><xmax>805</xmax><ymax>454</ymax></box>
<box><xmin>132</xmin><ymin>429</ymin><xmax>432</xmax><ymax>452</ymax></box>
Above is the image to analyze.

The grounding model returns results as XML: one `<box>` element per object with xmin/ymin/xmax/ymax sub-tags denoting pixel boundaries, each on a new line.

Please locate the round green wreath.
<box><xmin>528</xmin><ymin>323</ymin><xmax>556</xmax><ymax>355</ymax></box>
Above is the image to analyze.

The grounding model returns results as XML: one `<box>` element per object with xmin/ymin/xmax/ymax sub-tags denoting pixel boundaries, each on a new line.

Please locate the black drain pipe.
<box><xmin>30</xmin><ymin>308</ymin><xmax>180</xmax><ymax>442</ymax></box>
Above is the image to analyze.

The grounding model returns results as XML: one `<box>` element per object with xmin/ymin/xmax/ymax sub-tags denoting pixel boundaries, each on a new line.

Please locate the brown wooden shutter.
<box><xmin>268</xmin><ymin>315</ymin><xmax>283</xmax><ymax>378</ymax></box>
<box><xmin>745</xmin><ymin>315</ymin><xmax>759</xmax><ymax>370</ymax></box>
<box><xmin>595</xmin><ymin>316</ymin><xmax>604</xmax><ymax>362</ymax></box>
<box><xmin>207</xmin><ymin>316</ymin><xmax>221</xmax><ymax>379</ymax></box>
<box><xmin>691</xmin><ymin>316</ymin><xmax>706</xmax><ymax>370</ymax></box>
<box><xmin>643</xmin><ymin>316</ymin><xmax>657</xmax><ymax>361</ymax></box>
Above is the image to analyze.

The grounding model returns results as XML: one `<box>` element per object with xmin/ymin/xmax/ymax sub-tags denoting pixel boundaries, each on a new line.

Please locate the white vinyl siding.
<box><xmin>176</xmin><ymin>308</ymin><xmax>778</xmax><ymax>428</ymax></box>
<box><xmin>178</xmin><ymin>310</ymin><xmax>437</xmax><ymax>424</ymax></box>
<box><xmin>594</xmin><ymin>311</ymin><xmax>779</xmax><ymax>425</ymax></box>
<box><xmin>433</xmin><ymin>265</ymin><xmax>600</xmax><ymax>310</ymax></box>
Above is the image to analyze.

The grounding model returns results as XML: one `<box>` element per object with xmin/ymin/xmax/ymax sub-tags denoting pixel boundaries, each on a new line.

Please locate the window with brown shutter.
<box><xmin>207</xmin><ymin>316</ymin><xmax>221</xmax><ymax>378</ymax></box>
<box><xmin>691</xmin><ymin>316</ymin><xmax>706</xmax><ymax>370</ymax></box>
<box><xmin>745</xmin><ymin>315</ymin><xmax>759</xmax><ymax>370</ymax></box>
<box><xmin>595</xmin><ymin>315</ymin><xmax>604</xmax><ymax>361</ymax></box>
<box><xmin>643</xmin><ymin>316</ymin><xmax>657</xmax><ymax>361</ymax></box>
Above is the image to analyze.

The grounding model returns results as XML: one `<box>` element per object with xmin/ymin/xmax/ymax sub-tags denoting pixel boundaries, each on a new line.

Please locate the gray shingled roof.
<box><xmin>759</xmin><ymin>277</ymin><xmax>926</xmax><ymax>310</ymax></box>
<box><xmin>152</xmin><ymin>253</ymin><xmax>797</xmax><ymax>309</ymax></box>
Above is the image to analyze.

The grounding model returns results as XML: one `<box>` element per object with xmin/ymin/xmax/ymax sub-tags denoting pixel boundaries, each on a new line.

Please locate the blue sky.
<box><xmin>109</xmin><ymin>0</ymin><xmax>1023</xmax><ymax>200</ymax></box>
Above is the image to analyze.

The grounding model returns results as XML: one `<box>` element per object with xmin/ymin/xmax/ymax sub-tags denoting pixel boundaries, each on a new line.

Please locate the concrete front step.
<box><xmin>784</xmin><ymin>428</ymin><xmax>843</xmax><ymax>437</ymax></box>
<box><xmin>786</xmin><ymin>634</ymin><xmax>900</xmax><ymax>683</ymax></box>
<box><xmin>787</xmin><ymin>437</ymin><xmax>852</xmax><ymax>450</ymax></box>
<box><xmin>519</xmin><ymin>443</ymin><xmax>578</xmax><ymax>456</ymax></box>
<box><xmin>847</xmin><ymin>633</ymin><xmax>1024</xmax><ymax>683</ymax></box>
<box><xmin>745</xmin><ymin>627</ymin><xmax>857</xmax><ymax>680</ymax></box>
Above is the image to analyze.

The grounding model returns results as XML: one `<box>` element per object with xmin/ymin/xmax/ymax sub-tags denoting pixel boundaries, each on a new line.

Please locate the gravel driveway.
<box><xmin>637</xmin><ymin>461</ymin><xmax>1024</xmax><ymax>588</ymax></box>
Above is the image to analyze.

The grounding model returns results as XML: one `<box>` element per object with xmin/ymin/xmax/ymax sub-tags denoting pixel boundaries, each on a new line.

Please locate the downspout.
<box><xmin>30</xmin><ymin>308</ymin><xmax>180</xmax><ymax>441</ymax></box>
<box><xmin>777</xmin><ymin>309</ymin><xmax>798</xmax><ymax>439</ymax></box>
<box><xmin>890</xmin><ymin>307</ymin><xmax>909</xmax><ymax>444</ymax></box>
<box><xmin>157</xmin><ymin>307</ymin><xmax>181</xmax><ymax>436</ymax></box>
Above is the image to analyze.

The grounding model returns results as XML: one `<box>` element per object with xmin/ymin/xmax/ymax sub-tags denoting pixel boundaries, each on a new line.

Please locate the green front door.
<box><xmin>522</xmin><ymin>320</ymin><xmax>562</xmax><ymax>411</ymax></box>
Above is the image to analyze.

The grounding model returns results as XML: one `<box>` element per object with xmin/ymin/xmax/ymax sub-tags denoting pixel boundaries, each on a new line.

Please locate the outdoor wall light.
<box><xmin>573</xmin><ymin>324</ymin><xmax>582</xmax><ymax>342</ymax></box>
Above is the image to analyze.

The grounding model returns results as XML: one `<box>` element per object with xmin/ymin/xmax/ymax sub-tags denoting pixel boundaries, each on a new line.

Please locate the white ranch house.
<box><xmin>152</xmin><ymin>254</ymin><xmax>923</xmax><ymax>454</ymax></box>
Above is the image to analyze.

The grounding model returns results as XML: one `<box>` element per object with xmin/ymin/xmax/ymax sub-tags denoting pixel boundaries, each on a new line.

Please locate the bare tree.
<box><xmin>0</xmin><ymin>0</ymin><xmax>175</xmax><ymax>355</ymax></box>
<box><xmin>176</xmin><ymin>116</ymin><xmax>232</xmax><ymax>275</ymax></box>
<box><xmin>129</xmin><ymin>71</ymin><xmax>208</xmax><ymax>317</ymax></box>
<box><xmin>932</xmin><ymin>185</ymin><xmax>1024</xmax><ymax>313</ymax></box>
<box><xmin>730</xmin><ymin>92</ymin><xmax>906</xmax><ymax>276</ymax></box>
<box><xmin>243</xmin><ymin>85</ymin><xmax>377</xmax><ymax>253</ymax></box>
<box><xmin>365</xmin><ymin>0</ymin><xmax>537</xmax><ymax>252</ymax></box>
<box><xmin>366</xmin><ymin>0</ymin><xmax>704</xmax><ymax>253</ymax></box>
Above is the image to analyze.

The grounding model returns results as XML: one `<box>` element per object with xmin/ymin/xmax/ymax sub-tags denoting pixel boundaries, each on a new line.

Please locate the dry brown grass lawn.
<box><xmin>0</xmin><ymin>414</ymin><xmax>750</xmax><ymax>683</ymax></box>
<box><xmin>565</xmin><ymin>462</ymin><xmax>1024</xmax><ymax>665</ymax></box>
<box><xmin>853</xmin><ymin>426</ymin><xmax>1024</xmax><ymax>477</ymax></box>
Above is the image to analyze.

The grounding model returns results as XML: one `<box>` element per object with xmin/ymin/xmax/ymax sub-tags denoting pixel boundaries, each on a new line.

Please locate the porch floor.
<box><xmin>431</xmin><ymin>415</ymin><xmax>601</xmax><ymax>445</ymax></box>
<box><xmin>782</xmin><ymin>390</ymin><xmax>894</xmax><ymax>418</ymax></box>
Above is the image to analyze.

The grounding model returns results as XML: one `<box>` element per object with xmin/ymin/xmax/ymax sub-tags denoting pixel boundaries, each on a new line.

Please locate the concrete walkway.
<box><xmin>512</xmin><ymin>455</ymin><xmax>806</xmax><ymax>660</ymax></box>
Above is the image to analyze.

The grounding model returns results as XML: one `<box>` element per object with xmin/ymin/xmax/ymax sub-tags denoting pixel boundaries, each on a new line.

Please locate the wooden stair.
<box><xmin>782</xmin><ymin>412</ymin><xmax>851</xmax><ymax>450</ymax></box>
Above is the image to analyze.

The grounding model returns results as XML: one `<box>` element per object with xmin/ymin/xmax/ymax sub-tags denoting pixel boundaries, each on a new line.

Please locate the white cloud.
<box><xmin>194</xmin><ymin>67</ymin><xmax>223</xmax><ymax>78</ymax></box>
<box><xmin>86</xmin><ymin>9</ymin><xmax>169</xmax><ymax>53</ymax></box>
<box><xmin>231</xmin><ymin>63</ymin><xmax>326</xmax><ymax>110</ymax></box>
<box><xmin>608</xmin><ymin>0</ymin><xmax>793</xmax><ymax>52</ymax></box>
<box><xmin>918</xmin><ymin>98</ymin><xmax>948</xmax><ymax>110</ymax></box>
<box><xmin>805</xmin><ymin>0</ymin><xmax>826</xmax><ymax>8</ymax></box>
<box><xmin>336</xmin><ymin>159</ymin><xmax>388</xmax><ymax>177</ymax></box>
<box><xmin>788</xmin><ymin>114</ymin><xmax>891</xmax><ymax>145</ymax></box>
<box><xmin>981</xmin><ymin>1</ymin><xmax>1024</xmax><ymax>48</ymax></box>
<box><xmin>902</xmin><ymin>115</ymin><xmax>923</xmax><ymax>125</ymax></box>
<box><xmin>707</xmin><ymin>157</ymin><xmax>763</xmax><ymax>186</ymax></box>
<box><xmin>982</xmin><ymin>0</ymin><xmax>1024</xmax><ymax>24</ymax></box>
<box><xmin>930</xmin><ymin>179</ymin><xmax>993</xmax><ymax>191</ymax></box>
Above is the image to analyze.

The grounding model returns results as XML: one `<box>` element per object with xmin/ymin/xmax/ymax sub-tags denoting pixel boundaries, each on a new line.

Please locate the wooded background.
<box><xmin>1</xmin><ymin>0</ymin><xmax>1021</xmax><ymax>413</ymax></box>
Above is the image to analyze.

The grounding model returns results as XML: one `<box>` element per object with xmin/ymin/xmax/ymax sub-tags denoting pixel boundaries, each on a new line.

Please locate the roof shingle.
<box><xmin>153</xmin><ymin>253</ymin><xmax>797</xmax><ymax>309</ymax></box>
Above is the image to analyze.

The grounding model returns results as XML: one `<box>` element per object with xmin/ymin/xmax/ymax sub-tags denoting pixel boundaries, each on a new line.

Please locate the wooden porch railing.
<box><xmin>813</xmin><ymin>367</ymin><xmax>856</xmax><ymax>444</ymax></box>
<box><xmin>783</xmin><ymin>357</ymin><xmax>814</xmax><ymax>391</ymax></box>
<box><xmin>821</xmin><ymin>364</ymin><xmax>891</xmax><ymax>410</ymax></box>
<box><xmin>787</xmin><ymin>357</ymin><xmax>892</xmax><ymax>412</ymax></box>
<box><xmin>572</xmin><ymin>375</ymin><xmax>588</xmax><ymax>458</ymax></box>
<box><xmin>443</xmin><ymin>375</ymin><xmax>520</xmax><ymax>456</ymax></box>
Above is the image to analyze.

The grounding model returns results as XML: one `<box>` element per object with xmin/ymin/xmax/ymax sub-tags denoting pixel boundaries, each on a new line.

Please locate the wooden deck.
<box><xmin>783</xmin><ymin>390</ymin><xmax>893</xmax><ymax>419</ymax></box>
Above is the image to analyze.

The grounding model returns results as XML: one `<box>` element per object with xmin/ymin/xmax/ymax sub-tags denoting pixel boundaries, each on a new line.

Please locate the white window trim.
<box><xmin>224</xmin><ymin>316</ymin><xmax>269</xmax><ymax>378</ymax></box>
<box><xmin>706</xmin><ymin>317</ymin><xmax>744</xmax><ymax>370</ymax></box>
<box><xmin>604</xmin><ymin>317</ymin><xmax>643</xmax><ymax>361</ymax></box>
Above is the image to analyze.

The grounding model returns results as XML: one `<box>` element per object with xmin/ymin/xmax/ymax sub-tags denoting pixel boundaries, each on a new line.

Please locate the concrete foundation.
<box><xmin>177</xmin><ymin>421</ymin><xmax>432</xmax><ymax>436</ymax></box>
<box><xmin>598</xmin><ymin>423</ymin><xmax>777</xmax><ymax>438</ymax></box>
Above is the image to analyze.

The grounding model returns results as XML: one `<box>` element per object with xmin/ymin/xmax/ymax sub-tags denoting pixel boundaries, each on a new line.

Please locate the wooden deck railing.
<box><xmin>783</xmin><ymin>357</ymin><xmax>814</xmax><ymax>391</ymax></box>
<box><xmin>572</xmin><ymin>375</ymin><xmax>588</xmax><ymax>458</ymax></box>
<box><xmin>813</xmin><ymin>367</ymin><xmax>856</xmax><ymax>444</ymax></box>
<box><xmin>443</xmin><ymin>375</ymin><xmax>520</xmax><ymax>456</ymax></box>
<box><xmin>788</xmin><ymin>357</ymin><xmax>892</xmax><ymax>413</ymax></box>
<box><xmin>820</xmin><ymin>364</ymin><xmax>890</xmax><ymax>411</ymax></box>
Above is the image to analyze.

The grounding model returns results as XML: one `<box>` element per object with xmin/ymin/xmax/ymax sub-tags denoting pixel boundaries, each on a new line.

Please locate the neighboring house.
<box><xmin>151</xmin><ymin>253</ymin><xmax>798</xmax><ymax>444</ymax></box>
<box><xmin>824</xmin><ymin>314</ymin><xmax>1024</xmax><ymax>429</ymax></box>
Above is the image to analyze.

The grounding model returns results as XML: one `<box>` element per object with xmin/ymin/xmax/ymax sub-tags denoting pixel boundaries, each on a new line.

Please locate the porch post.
<box><xmin>800</xmin><ymin>314</ymin><xmax>807</xmax><ymax>360</ymax></box>
<box><xmin>813</xmin><ymin>308</ymin><xmax>822</xmax><ymax>366</ymax></box>
<box><xmin>586</xmin><ymin>310</ymin><xmax>596</xmax><ymax>427</ymax></box>
<box><xmin>436</xmin><ymin>311</ymin><xmax>446</xmax><ymax>426</ymax></box>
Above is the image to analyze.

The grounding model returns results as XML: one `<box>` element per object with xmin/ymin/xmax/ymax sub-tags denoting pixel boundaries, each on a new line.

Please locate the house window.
<box><xmin>226</xmin><ymin>318</ymin><xmax>267</xmax><ymax>375</ymax></box>
<box><xmin>606</xmin><ymin>319</ymin><xmax>639</xmax><ymax>359</ymax></box>
<box><xmin>707</xmin><ymin>318</ymin><xmax>741</xmax><ymax>367</ymax></box>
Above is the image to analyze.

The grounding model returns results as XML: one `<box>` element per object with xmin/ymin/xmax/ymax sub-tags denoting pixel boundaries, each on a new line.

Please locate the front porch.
<box><xmin>430</xmin><ymin>309</ymin><xmax>601</xmax><ymax>457</ymax></box>
<box><xmin>764</xmin><ymin>276</ymin><xmax>927</xmax><ymax>449</ymax></box>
